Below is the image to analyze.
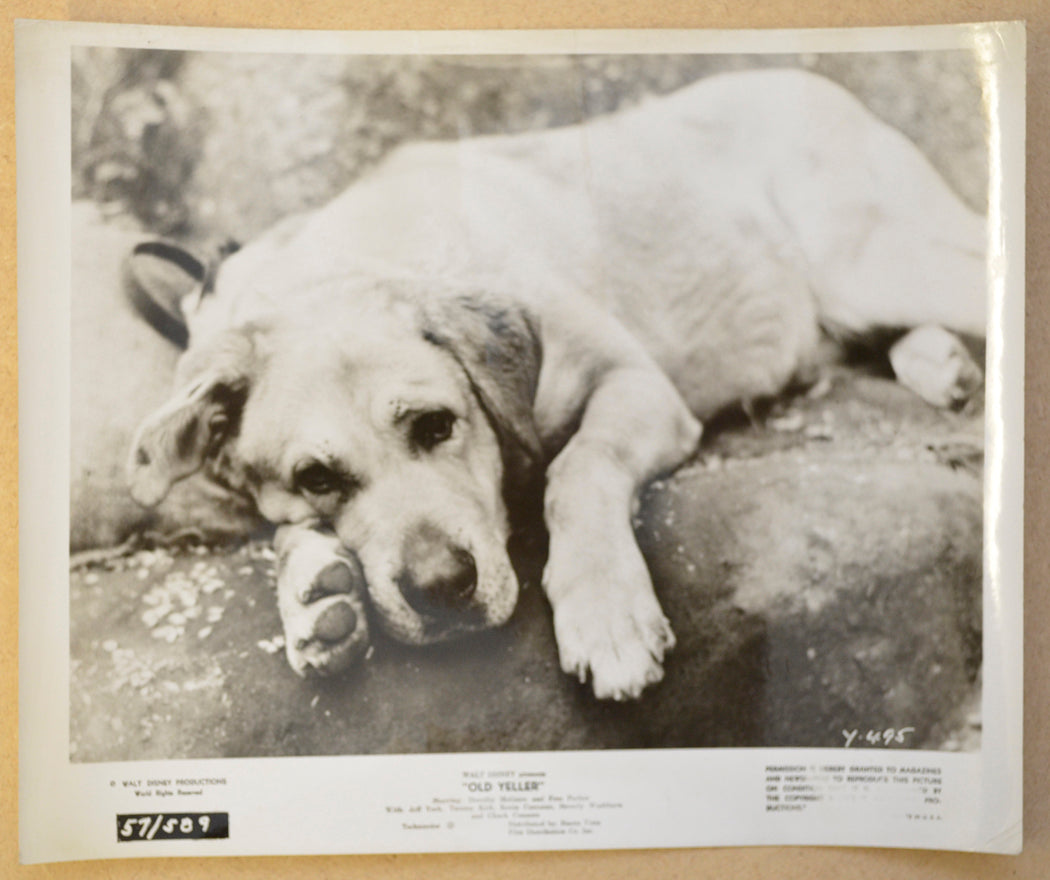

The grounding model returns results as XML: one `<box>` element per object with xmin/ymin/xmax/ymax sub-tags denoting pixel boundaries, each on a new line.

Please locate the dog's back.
<box><xmin>196</xmin><ymin>69</ymin><xmax>986</xmax><ymax>417</ymax></box>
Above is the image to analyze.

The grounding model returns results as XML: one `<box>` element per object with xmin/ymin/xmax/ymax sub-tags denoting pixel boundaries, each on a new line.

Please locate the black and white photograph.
<box><xmin>18</xmin><ymin>19</ymin><xmax>1025</xmax><ymax>862</ymax></box>
<box><xmin>64</xmin><ymin>42</ymin><xmax>995</xmax><ymax>761</ymax></box>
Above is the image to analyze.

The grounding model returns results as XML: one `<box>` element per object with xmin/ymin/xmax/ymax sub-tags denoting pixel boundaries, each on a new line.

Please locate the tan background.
<box><xmin>1</xmin><ymin>0</ymin><xmax>1046</xmax><ymax>877</ymax></box>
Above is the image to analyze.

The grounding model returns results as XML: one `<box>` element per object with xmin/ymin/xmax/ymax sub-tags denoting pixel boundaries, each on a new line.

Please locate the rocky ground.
<box><xmin>70</xmin><ymin>365</ymin><xmax>983</xmax><ymax>760</ymax></box>
<box><xmin>68</xmin><ymin>48</ymin><xmax>986</xmax><ymax>759</ymax></box>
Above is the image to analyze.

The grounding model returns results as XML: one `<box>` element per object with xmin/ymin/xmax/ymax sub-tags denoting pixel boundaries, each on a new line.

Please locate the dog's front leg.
<box><xmin>274</xmin><ymin>523</ymin><xmax>371</xmax><ymax>677</ymax></box>
<box><xmin>542</xmin><ymin>367</ymin><xmax>702</xmax><ymax>700</ymax></box>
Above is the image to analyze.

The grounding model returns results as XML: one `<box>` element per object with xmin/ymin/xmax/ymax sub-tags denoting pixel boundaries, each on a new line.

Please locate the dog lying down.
<box><xmin>128</xmin><ymin>69</ymin><xmax>986</xmax><ymax>700</ymax></box>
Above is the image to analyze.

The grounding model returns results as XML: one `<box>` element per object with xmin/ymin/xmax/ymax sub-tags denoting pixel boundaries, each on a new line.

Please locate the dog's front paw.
<box><xmin>889</xmin><ymin>325</ymin><xmax>983</xmax><ymax>410</ymax></box>
<box><xmin>276</xmin><ymin>532</ymin><xmax>370</xmax><ymax>677</ymax></box>
<box><xmin>546</xmin><ymin>554</ymin><xmax>675</xmax><ymax>701</ymax></box>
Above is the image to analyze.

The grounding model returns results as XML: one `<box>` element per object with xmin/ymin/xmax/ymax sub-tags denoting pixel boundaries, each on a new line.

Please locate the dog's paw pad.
<box><xmin>297</xmin><ymin>559</ymin><xmax>359</xmax><ymax>604</ymax></box>
<box><xmin>277</xmin><ymin>540</ymin><xmax>370</xmax><ymax>677</ymax></box>
<box><xmin>304</xmin><ymin>598</ymin><xmax>359</xmax><ymax>645</ymax></box>
<box><xmin>286</xmin><ymin>595</ymin><xmax>368</xmax><ymax>677</ymax></box>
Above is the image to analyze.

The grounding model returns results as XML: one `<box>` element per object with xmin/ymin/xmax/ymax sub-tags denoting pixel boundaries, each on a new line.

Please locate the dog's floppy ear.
<box><xmin>128</xmin><ymin>333</ymin><xmax>253</xmax><ymax>507</ymax></box>
<box><xmin>422</xmin><ymin>294</ymin><xmax>544</xmax><ymax>478</ymax></box>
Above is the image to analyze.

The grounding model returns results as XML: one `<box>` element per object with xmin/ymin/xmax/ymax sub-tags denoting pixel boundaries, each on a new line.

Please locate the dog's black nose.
<box><xmin>396</xmin><ymin>523</ymin><xmax>478</xmax><ymax>616</ymax></box>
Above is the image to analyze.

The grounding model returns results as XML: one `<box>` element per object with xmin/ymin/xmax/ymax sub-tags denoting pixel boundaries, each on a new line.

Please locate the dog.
<box><xmin>127</xmin><ymin>69</ymin><xmax>986</xmax><ymax>700</ymax></box>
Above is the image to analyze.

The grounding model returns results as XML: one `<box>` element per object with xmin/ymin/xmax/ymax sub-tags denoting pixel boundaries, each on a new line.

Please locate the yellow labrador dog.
<box><xmin>128</xmin><ymin>70</ymin><xmax>985</xmax><ymax>700</ymax></box>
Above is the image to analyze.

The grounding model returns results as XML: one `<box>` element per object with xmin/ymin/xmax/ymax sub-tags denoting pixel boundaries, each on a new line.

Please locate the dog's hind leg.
<box><xmin>274</xmin><ymin>523</ymin><xmax>371</xmax><ymax>677</ymax></box>
<box><xmin>888</xmin><ymin>324</ymin><xmax>984</xmax><ymax>410</ymax></box>
<box><xmin>765</xmin><ymin>75</ymin><xmax>988</xmax><ymax>362</ymax></box>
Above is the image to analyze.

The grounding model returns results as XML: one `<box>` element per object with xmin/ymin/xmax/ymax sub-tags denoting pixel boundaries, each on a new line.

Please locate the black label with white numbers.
<box><xmin>116</xmin><ymin>812</ymin><xmax>229</xmax><ymax>841</ymax></box>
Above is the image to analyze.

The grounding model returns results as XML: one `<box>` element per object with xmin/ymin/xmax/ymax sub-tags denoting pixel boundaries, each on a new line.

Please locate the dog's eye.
<box><xmin>410</xmin><ymin>409</ymin><xmax>456</xmax><ymax>451</ymax></box>
<box><xmin>294</xmin><ymin>462</ymin><xmax>343</xmax><ymax>496</ymax></box>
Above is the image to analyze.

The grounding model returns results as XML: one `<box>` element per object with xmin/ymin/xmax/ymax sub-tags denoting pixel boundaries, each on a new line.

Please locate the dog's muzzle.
<box><xmin>394</xmin><ymin>521</ymin><xmax>479</xmax><ymax>619</ymax></box>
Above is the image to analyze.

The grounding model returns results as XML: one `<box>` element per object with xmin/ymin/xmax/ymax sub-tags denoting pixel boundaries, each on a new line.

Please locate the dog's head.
<box><xmin>129</xmin><ymin>280</ymin><xmax>543</xmax><ymax>643</ymax></box>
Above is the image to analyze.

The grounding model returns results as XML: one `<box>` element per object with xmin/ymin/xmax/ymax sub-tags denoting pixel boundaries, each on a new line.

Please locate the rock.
<box><xmin>70</xmin><ymin>445</ymin><xmax>981</xmax><ymax>759</ymax></box>
<box><xmin>634</xmin><ymin>456</ymin><xmax>982</xmax><ymax>749</ymax></box>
